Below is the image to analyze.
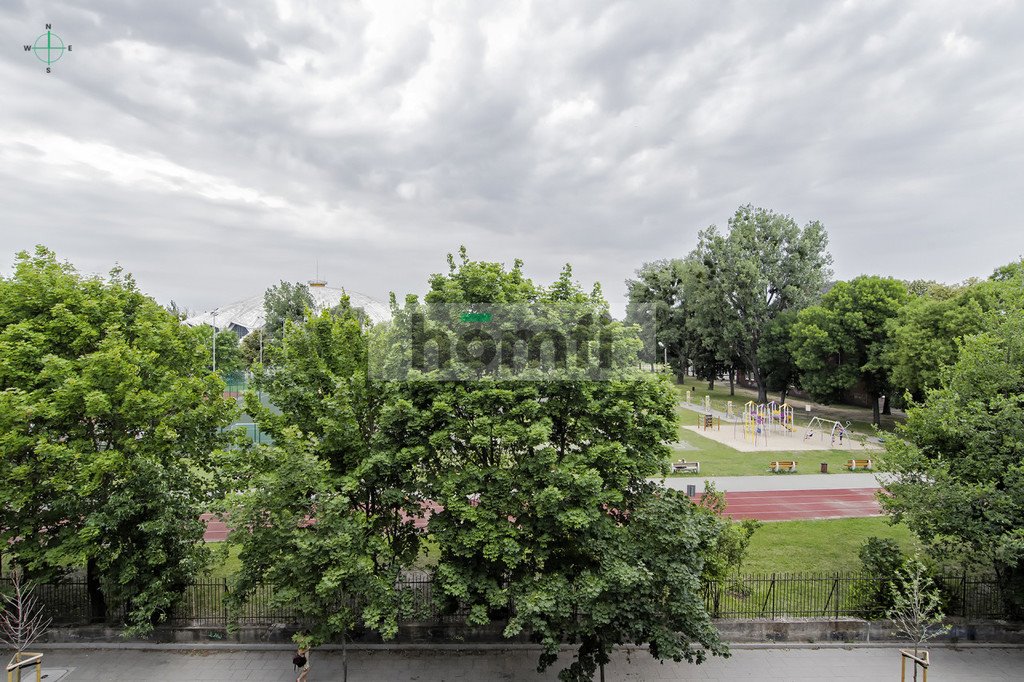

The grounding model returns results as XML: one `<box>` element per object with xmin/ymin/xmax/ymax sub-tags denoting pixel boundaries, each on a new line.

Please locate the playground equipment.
<box><xmin>765</xmin><ymin>401</ymin><xmax>794</xmax><ymax>435</ymax></box>
<box><xmin>685</xmin><ymin>390</ymin><xmax>692</xmax><ymax>405</ymax></box>
<box><xmin>698</xmin><ymin>395</ymin><xmax>720</xmax><ymax>431</ymax></box>
<box><xmin>697</xmin><ymin>412</ymin><xmax>720</xmax><ymax>430</ymax></box>
<box><xmin>803</xmin><ymin>417</ymin><xmax>852</xmax><ymax>446</ymax></box>
<box><xmin>726</xmin><ymin>400</ymin><xmax>735</xmax><ymax>419</ymax></box>
<box><xmin>742</xmin><ymin>401</ymin><xmax>769</xmax><ymax>446</ymax></box>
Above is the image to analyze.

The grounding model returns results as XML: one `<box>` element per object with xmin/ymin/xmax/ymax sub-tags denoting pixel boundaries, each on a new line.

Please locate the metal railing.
<box><xmin>2</xmin><ymin>572</ymin><xmax>1010</xmax><ymax>627</ymax></box>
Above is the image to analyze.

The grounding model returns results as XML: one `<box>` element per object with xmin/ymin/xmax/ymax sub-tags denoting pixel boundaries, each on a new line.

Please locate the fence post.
<box><xmin>222</xmin><ymin>578</ymin><xmax>229</xmax><ymax>627</ymax></box>
<box><xmin>961</xmin><ymin>573</ymin><xmax>968</xmax><ymax>618</ymax></box>
<box><xmin>835</xmin><ymin>573</ymin><xmax>840</xmax><ymax>621</ymax></box>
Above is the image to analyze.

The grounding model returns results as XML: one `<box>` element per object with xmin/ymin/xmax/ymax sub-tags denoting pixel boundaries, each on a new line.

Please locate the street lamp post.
<box><xmin>212</xmin><ymin>310</ymin><xmax>218</xmax><ymax>372</ymax></box>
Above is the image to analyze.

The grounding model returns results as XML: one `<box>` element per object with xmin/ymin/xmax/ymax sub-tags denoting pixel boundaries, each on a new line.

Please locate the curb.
<box><xmin>34</xmin><ymin>641</ymin><xmax>1024</xmax><ymax>652</ymax></box>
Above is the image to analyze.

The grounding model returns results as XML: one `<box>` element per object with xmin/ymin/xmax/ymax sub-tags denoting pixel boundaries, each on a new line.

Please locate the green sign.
<box><xmin>460</xmin><ymin>312</ymin><xmax>492</xmax><ymax>323</ymax></box>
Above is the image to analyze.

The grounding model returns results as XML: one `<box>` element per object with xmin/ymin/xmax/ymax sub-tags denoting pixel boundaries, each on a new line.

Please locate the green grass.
<box><xmin>201</xmin><ymin>543</ymin><xmax>241</xmax><ymax>581</ymax></box>
<box><xmin>742</xmin><ymin>517</ymin><xmax>919</xmax><ymax>574</ymax></box>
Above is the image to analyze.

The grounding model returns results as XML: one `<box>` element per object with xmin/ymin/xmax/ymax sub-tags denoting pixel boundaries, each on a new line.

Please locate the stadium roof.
<box><xmin>184</xmin><ymin>283</ymin><xmax>391</xmax><ymax>335</ymax></box>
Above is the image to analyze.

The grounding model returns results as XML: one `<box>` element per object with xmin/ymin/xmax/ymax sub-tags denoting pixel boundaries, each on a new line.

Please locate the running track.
<box><xmin>201</xmin><ymin>488</ymin><xmax>881</xmax><ymax>541</ymax></box>
<box><xmin>704</xmin><ymin>487</ymin><xmax>881</xmax><ymax>522</ymax></box>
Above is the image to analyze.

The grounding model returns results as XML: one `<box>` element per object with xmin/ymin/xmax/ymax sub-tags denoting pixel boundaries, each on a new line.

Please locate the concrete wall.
<box><xmin>43</xmin><ymin>617</ymin><xmax>1024</xmax><ymax>647</ymax></box>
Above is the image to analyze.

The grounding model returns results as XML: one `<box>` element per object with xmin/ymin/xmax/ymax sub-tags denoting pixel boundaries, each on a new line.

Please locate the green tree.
<box><xmin>625</xmin><ymin>258</ymin><xmax>693</xmax><ymax>377</ymax></box>
<box><xmin>879</xmin><ymin>306</ymin><xmax>1024</xmax><ymax>616</ymax></box>
<box><xmin>757</xmin><ymin>309</ymin><xmax>800</xmax><ymax>404</ymax></box>
<box><xmin>0</xmin><ymin>247</ymin><xmax>236</xmax><ymax>634</ymax></box>
<box><xmin>887</xmin><ymin>557</ymin><xmax>950</xmax><ymax>670</ymax></box>
<box><xmin>262</xmin><ymin>280</ymin><xmax>314</xmax><ymax>348</ymax></box>
<box><xmin>790</xmin><ymin>276</ymin><xmax>908</xmax><ymax>426</ymax></box>
<box><xmin>886</xmin><ymin>264</ymin><xmax>1022</xmax><ymax>402</ymax></box>
<box><xmin>690</xmin><ymin>205</ymin><xmax>832</xmax><ymax>403</ymax></box>
<box><xmin>225</xmin><ymin>297</ymin><xmax>420</xmax><ymax>671</ymax></box>
<box><xmin>238</xmin><ymin>328</ymin><xmax>266</xmax><ymax>368</ymax></box>
<box><xmin>381</xmin><ymin>250</ymin><xmax>726</xmax><ymax>679</ymax></box>
<box><xmin>194</xmin><ymin>325</ymin><xmax>244</xmax><ymax>375</ymax></box>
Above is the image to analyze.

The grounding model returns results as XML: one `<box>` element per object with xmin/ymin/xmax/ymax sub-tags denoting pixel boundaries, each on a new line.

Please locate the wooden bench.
<box><xmin>769</xmin><ymin>460</ymin><xmax>797</xmax><ymax>473</ymax></box>
<box><xmin>846</xmin><ymin>458</ymin><xmax>873</xmax><ymax>471</ymax></box>
<box><xmin>671</xmin><ymin>460</ymin><xmax>700</xmax><ymax>474</ymax></box>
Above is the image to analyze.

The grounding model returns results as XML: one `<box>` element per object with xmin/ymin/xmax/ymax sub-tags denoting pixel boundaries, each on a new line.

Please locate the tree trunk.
<box><xmin>779</xmin><ymin>387</ymin><xmax>789</xmax><ymax>405</ymax></box>
<box><xmin>756</xmin><ymin>374</ymin><xmax>767</xmax><ymax>404</ymax></box>
<box><xmin>882</xmin><ymin>395</ymin><xmax>891</xmax><ymax>415</ymax></box>
<box><xmin>87</xmin><ymin>557</ymin><xmax>106</xmax><ymax>623</ymax></box>
<box><xmin>729</xmin><ymin>367</ymin><xmax>735</xmax><ymax>395</ymax></box>
<box><xmin>342</xmin><ymin>635</ymin><xmax>348</xmax><ymax>682</ymax></box>
<box><xmin>871</xmin><ymin>393</ymin><xmax>881</xmax><ymax>427</ymax></box>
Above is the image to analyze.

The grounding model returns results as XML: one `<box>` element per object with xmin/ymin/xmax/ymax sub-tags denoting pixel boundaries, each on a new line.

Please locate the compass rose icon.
<box><xmin>24</xmin><ymin>24</ymin><xmax>72</xmax><ymax>72</ymax></box>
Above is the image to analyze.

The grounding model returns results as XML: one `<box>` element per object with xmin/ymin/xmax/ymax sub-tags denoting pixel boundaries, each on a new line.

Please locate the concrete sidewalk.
<box><xmin>658</xmin><ymin>472</ymin><xmax>884</xmax><ymax>492</ymax></box>
<box><xmin>33</xmin><ymin>644</ymin><xmax>1024</xmax><ymax>681</ymax></box>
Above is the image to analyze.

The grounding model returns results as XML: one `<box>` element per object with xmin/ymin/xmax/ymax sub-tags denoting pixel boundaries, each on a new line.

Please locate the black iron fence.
<box><xmin>3</xmin><ymin>572</ymin><xmax>1010</xmax><ymax>628</ymax></box>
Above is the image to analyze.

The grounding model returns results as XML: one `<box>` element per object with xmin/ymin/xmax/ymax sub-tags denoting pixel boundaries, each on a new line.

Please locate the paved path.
<box><xmin>660</xmin><ymin>473</ymin><xmax>884</xmax><ymax>493</ymax></box>
<box><xmin>32</xmin><ymin>644</ymin><xmax>1024</xmax><ymax>681</ymax></box>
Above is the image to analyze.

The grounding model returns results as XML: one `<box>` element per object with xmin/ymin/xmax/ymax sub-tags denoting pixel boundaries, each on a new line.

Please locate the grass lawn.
<box><xmin>741</xmin><ymin>517</ymin><xmax>919</xmax><ymax>574</ymax></box>
<box><xmin>201</xmin><ymin>543</ymin><xmax>241</xmax><ymax>581</ymax></box>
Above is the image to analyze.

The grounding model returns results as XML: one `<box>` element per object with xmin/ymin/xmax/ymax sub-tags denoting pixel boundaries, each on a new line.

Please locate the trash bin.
<box><xmin>686</xmin><ymin>484</ymin><xmax>697</xmax><ymax>497</ymax></box>
<box><xmin>820</xmin><ymin>462</ymin><xmax>828</xmax><ymax>474</ymax></box>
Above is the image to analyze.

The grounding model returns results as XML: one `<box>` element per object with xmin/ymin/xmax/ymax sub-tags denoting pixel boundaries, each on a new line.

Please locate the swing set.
<box><xmin>803</xmin><ymin>416</ymin><xmax>852</xmax><ymax>446</ymax></box>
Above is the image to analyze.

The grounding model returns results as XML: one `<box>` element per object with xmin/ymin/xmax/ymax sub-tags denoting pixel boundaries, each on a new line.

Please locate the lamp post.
<box><xmin>212</xmin><ymin>310</ymin><xmax>218</xmax><ymax>372</ymax></box>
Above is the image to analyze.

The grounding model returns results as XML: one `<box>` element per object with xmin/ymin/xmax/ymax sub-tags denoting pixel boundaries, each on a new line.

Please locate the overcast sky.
<box><xmin>2</xmin><ymin>1</ymin><xmax>1023</xmax><ymax>316</ymax></box>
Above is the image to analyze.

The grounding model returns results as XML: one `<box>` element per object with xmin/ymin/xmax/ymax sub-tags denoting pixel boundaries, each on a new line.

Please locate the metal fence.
<box><xmin>2</xmin><ymin>572</ymin><xmax>1010</xmax><ymax>628</ymax></box>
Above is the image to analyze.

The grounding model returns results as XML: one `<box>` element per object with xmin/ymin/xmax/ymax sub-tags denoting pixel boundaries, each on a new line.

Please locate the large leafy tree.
<box><xmin>381</xmin><ymin>249</ymin><xmax>726</xmax><ymax>679</ymax></box>
<box><xmin>690</xmin><ymin>205</ymin><xmax>832</xmax><ymax>403</ymax></box>
<box><xmin>225</xmin><ymin>297</ymin><xmax>420</xmax><ymax>665</ymax></box>
<box><xmin>790</xmin><ymin>276</ymin><xmax>909</xmax><ymax>425</ymax></box>
<box><xmin>880</xmin><ymin>306</ymin><xmax>1024</xmax><ymax>616</ymax></box>
<box><xmin>886</xmin><ymin>263</ymin><xmax>1022</xmax><ymax>403</ymax></box>
<box><xmin>0</xmin><ymin>247</ymin><xmax>236</xmax><ymax>634</ymax></box>
<box><xmin>625</xmin><ymin>258</ymin><xmax>693</xmax><ymax>377</ymax></box>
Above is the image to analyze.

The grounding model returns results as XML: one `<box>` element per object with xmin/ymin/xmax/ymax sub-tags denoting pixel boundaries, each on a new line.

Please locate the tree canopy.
<box><xmin>790</xmin><ymin>275</ymin><xmax>908</xmax><ymax>425</ymax></box>
<box><xmin>379</xmin><ymin>249</ymin><xmax>727</xmax><ymax>679</ymax></box>
<box><xmin>689</xmin><ymin>205</ymin><xmax>833</xmax><ymax>402</ymax></box>
<box><xmin>0</xmin><ymin>247</ymin><xmax>236</xmax><ymax>634</ymax></box>
<box><xmin>880</xmin><ymin>303</ymin><xmax>1024</xmax><ymax>616</ymax></box>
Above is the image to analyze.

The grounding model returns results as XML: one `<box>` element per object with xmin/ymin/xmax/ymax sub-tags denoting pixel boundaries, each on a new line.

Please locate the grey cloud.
<box><xmin>1</xmin><ymin>1</ymin><xmax>1023</xmax><ymax>316</ymax></box>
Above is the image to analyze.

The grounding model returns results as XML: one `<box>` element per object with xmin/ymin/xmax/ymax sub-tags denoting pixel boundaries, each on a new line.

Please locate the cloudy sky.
<box><xmin>2</xmin><ymin>1</ymin><xmax>1023</xmax><ymax>316</ymax></box>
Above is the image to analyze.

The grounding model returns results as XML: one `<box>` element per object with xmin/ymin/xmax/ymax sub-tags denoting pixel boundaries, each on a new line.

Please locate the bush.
<box><xmin>855</xmin><ymin>537</ymin><xmax>906</xmax><ymax>616</ymax></box>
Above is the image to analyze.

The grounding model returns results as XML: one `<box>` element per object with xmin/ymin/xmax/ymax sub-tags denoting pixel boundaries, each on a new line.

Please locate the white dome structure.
<box><xmin>185</xmin><ymin>282</ymin><xmax>391</xmax><ymax>336</ymax></box>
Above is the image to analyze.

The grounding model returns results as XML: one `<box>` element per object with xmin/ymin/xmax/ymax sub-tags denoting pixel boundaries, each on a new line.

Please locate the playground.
<box><xmin>681</xmin><ymin>422</ymin><xmax>883</xmax><ymax>453</ymax></box>
<box><xmin>679</xmin><ymin>396</ymin><xmax>883</xmax><ymax>454</ymax></box>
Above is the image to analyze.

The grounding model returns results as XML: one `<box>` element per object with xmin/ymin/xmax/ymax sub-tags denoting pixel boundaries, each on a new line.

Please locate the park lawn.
<box><xmin>667</xmin><ymin>411</ymin><xmax>870</xmax><ymax>477</ymax></box>
<box><xmin>201</xmin><ymin>543</ymin><xmax>242</xmax><ymax>581</ymax></box>
<box><xmin>741</xmin><ymin>517</ymin><xmax>919</xmax><ymax>575</ymax></box>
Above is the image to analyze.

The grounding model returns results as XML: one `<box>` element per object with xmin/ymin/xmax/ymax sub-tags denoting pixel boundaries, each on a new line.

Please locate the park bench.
<box><xmin>671</xmin><ymin>460</ymin><xmax>700</xmax><ymax>474</ymax></box>
<box><xmin>769</xmin><ymin>460</ymin><xmax>797</xmax><ymax>473</ymax></box>
<box><xmin>846</xmin><ymin>458</ymin><xmax>873</xmax><ymax>471</ymax></box>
